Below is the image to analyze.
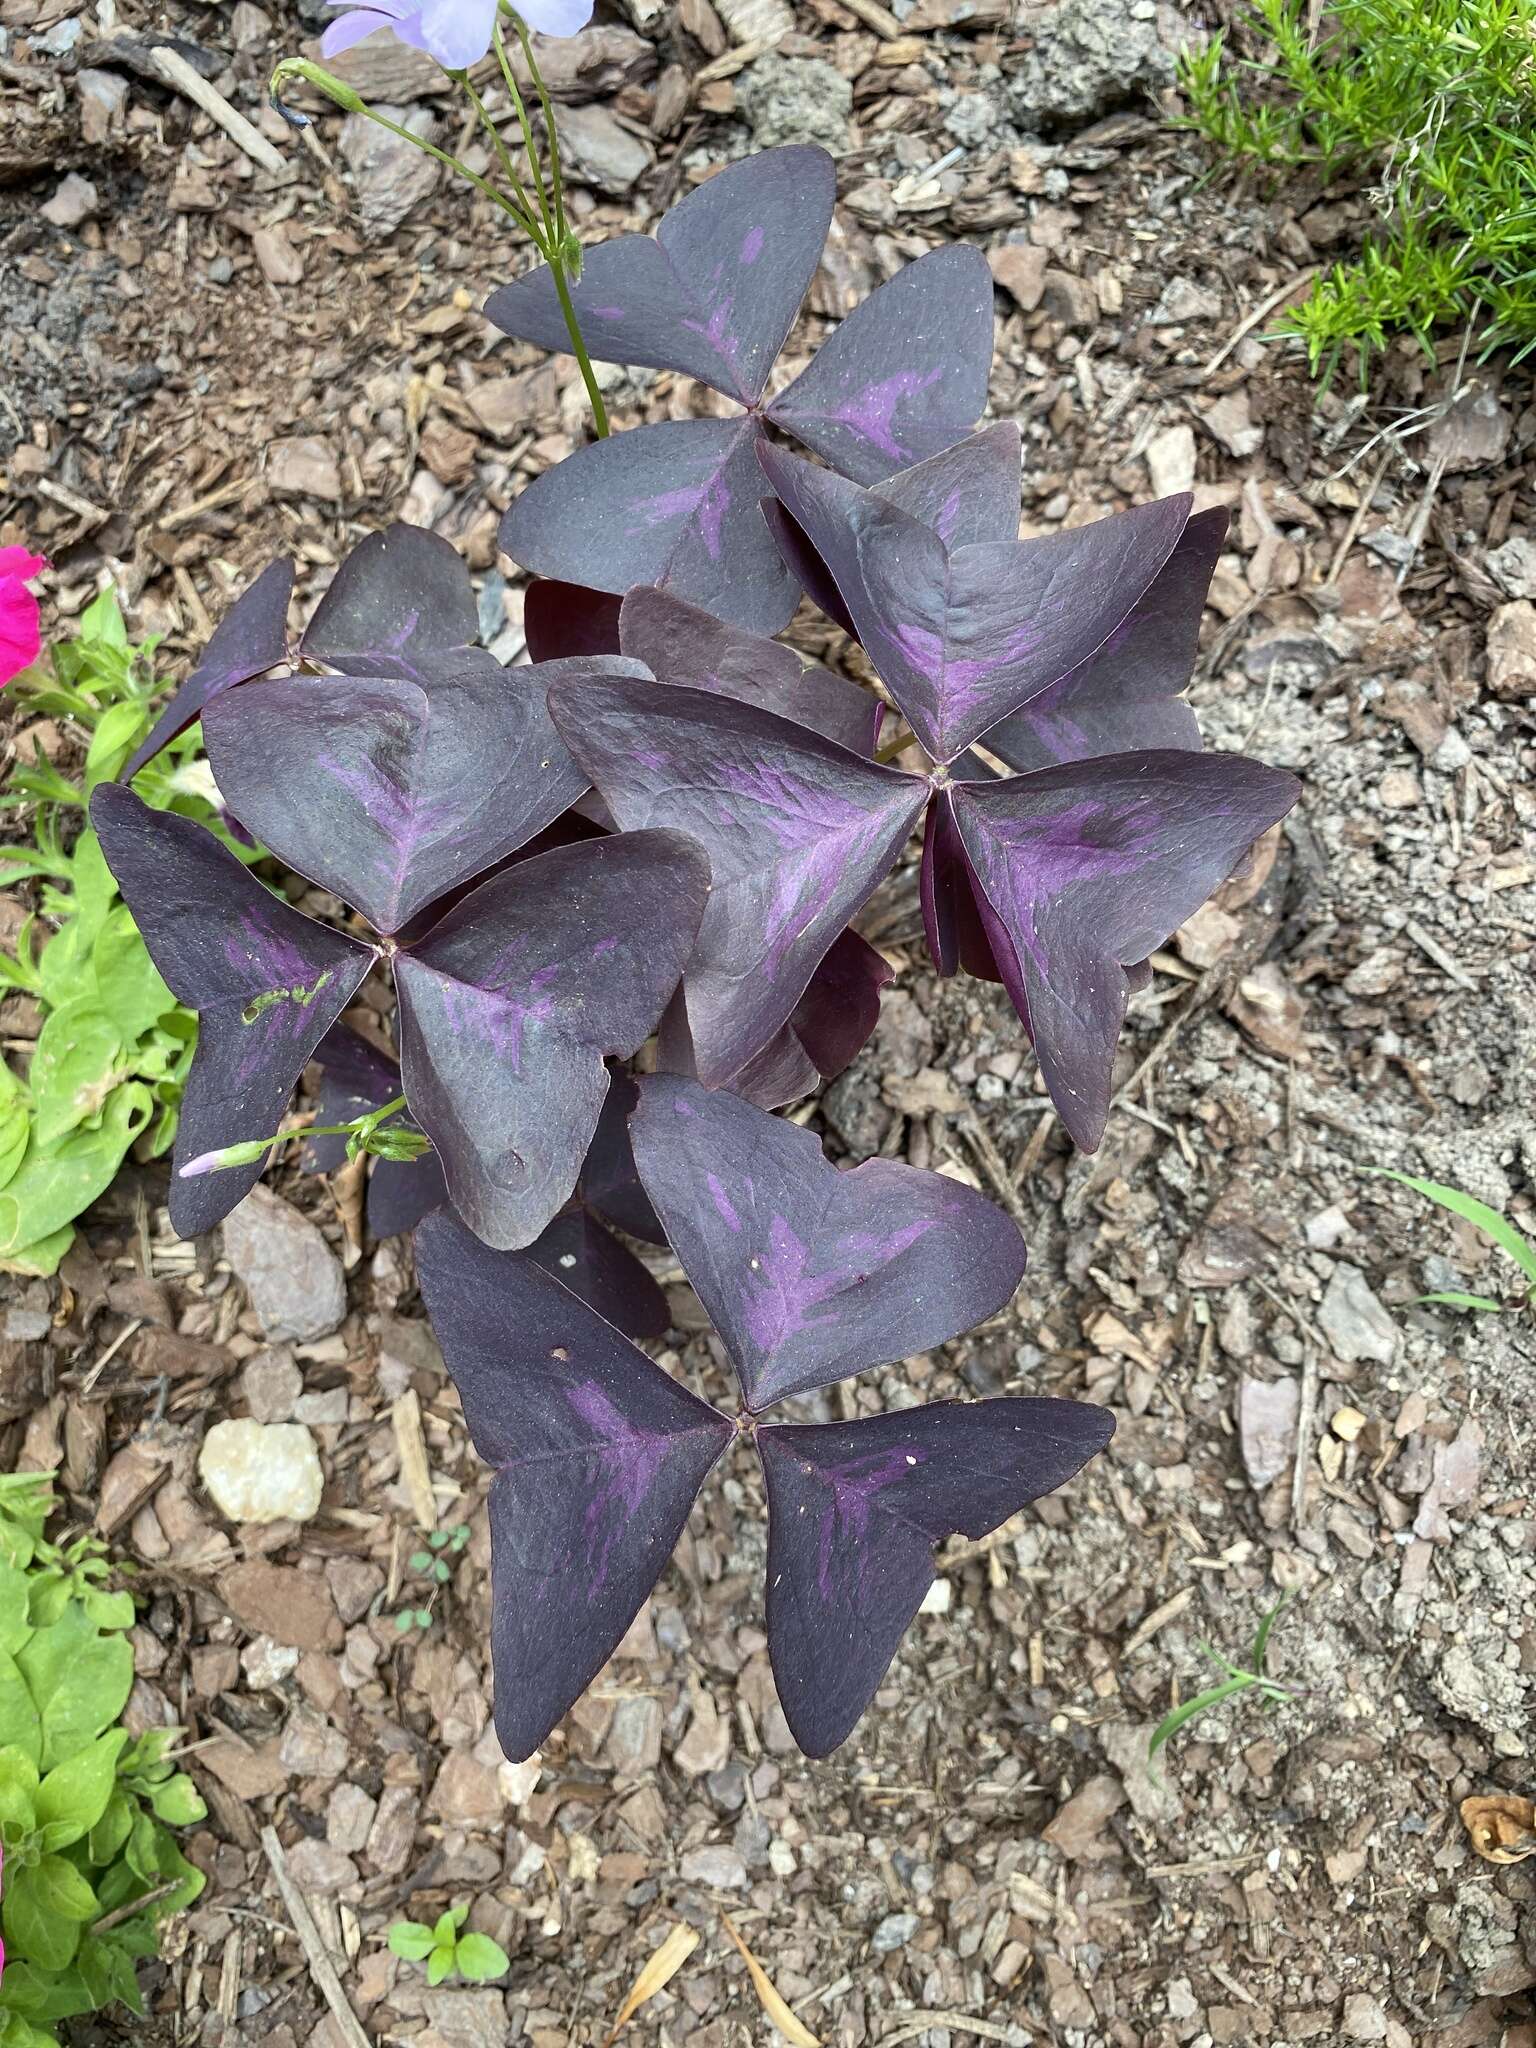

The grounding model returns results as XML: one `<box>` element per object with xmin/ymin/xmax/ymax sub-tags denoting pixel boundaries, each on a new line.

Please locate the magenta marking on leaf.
<box><xmin>590</xmin><ymin>304</ymin><xmax>626</xmax><ymax>319</ymax></box>
<box><xmin>813</xmin><ymin>1445</ymin><xmax>928</xmax><ymax>1596</ymax></box>
<box><xmin>740</xmin><ymin>1214</ymin><xmax>933</xmax><ymax>1356</ymax></box>
<box><xmin>567</xmin><ymin>1380</ymin><xmax>670</xmax><ymax>1597</ymax></box>
<box><xmin>741</xmin><ymin>226</ymin><xmax>765</xmax><ymax>265</ymax></box>
<box><xmin>706</xmin><ymin>1174</ymin><xmax>742</xmax><ymax>1231</ymax></box>
<box><xmin>823</xmin><ymin>367</ymin><xmax>944</xmax><ymax>462</ymax></box>
<box><xmin>890</xmin><ymin>620</ymin><xmax>1046</xmax><ymax>715</ymax></box>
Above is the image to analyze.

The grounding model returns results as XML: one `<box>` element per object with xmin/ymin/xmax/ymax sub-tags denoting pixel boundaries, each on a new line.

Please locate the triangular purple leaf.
<box><xmin>501</xmin><ymin>417</ymin><xmax>797</xmax><ymax>636</ymax></box>
<box><xmin>484</xmin><ymin>145</ymin><xmax>835</xmax><ymax>406</ymax></box>
<box><xmin>618</xmin><ymin>587</ymin><xmax>879</xmax><ymax>754</ymax></box>
<box><xmin>523</xmin><ymin>580</ymin><xmax>623</xmax><ymax>663</ymax></box>
<box><xmin>299</xmin><ymin>523</ymin><xmax>479</xmax><ymax>681</ymax></box>
<box><xmin>979</xmin><ymin>506</ymin><xmax>1227</xmax><ymax>775</ymax></box>
<box><xmin>203</xmin><ymin>658</ymin><xmax>603</xmax><ymax>935</ymax></box>
<box><xmin>920</xmin><ymin>792</ymin><xmax>1001</xmax><ymax>982</ymax></box>
<box><xmin>89</xmin><ymin>785</ymin><xmax>377</xmax><ymax>1238</ymax></box>
<box><xmin>548</xmin><ymin>671</ymin><xmax>926</xmax><ymax>1087</ymax></box>
<box><xmin>761</xmin><ymin>499</ymin><xmax>856</xmax><ymax>639</ymax></box>
<box><xmin>765</xmin><ymin>246</ymin><xmax>995</xmax><ymax>483</ymax></box>
<box><xmin>414</xmin><ymin>1211</ymin><xmax>732</xmax><ymax>1761</ymax></box>
<box><xmin>394</xmin><ymin>832</ymin><xmax>709</xmax><ymax>1249</ymax></box>
<box><xmin>524</xmin><ymin>1207</ymin><xmax>670</xmax><ymax>1342</ymax></box>
<box><xmin>581</xmin><ymin>1069</ymin><xmax>666</xmax><ymax>1246</ymax></box>
<box><xmin>949</xmin><ymin>751</ymin><xmax>1301</xmax><ymax>1151</ymax></box>
<box><xmin>629</xmin><ymin>1075</ymin><xmax>1028</xmax><ymax>1411</ymax></box>
<box><xmin>871</xmin><ymin>422</ymin><xmax>1021</xmax><ymax>547</ymax></box>
<box><xmin>758</xmin><ymin>1397</ymin><xmax>1114</xmax><ymax>1755</ymax></box>
<box><xmin>122</xmin><ymin>560</ymin><xmax>293</xmax><ymax>782</ymax></box>
<box><xmin>761</xmin><ymin>446</ymin><xmax>1193</xmax><ymax>763</ymax></box>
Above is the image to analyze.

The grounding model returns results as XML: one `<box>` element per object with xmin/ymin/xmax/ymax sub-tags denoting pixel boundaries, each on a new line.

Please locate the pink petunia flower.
<box><xmin>321</xmin><ymin>0</ymin><xmax>591</xmax><ymax>70</ymax></box>
<box><xmin>0</xmin><ymin>547</ymin><xmax>46</xmax><ymax>688</ymax></box>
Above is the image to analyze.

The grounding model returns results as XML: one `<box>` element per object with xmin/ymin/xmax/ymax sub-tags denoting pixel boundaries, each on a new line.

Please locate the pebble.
<box><xmin>200</xmin><ymin>1418</ymin><xmax>323</xmax><ymax>1525</ymax></box>
<box><xmin>325</xmin><ymin>1555</ymin><xmax>385</xmax><ymax>1624</ymax></box>
<box><xmin>871</xmin><ymin>1912</ymin><xmax>920</xmax><ymax>1952</ymax></box>
<box><xmin>737</xmin><ymin>53</ymin><xmax>852</xmax><ymax>154</ymax></box>
<box><xmin>279</xmin><ymin>1707</ymin><xmax>350</xmax><ymax>1778</ymax></box>
<box><xmin>1237</xmin><ymin>1375</ymin><xmax>1299</xmax><ymax>1489</ymax></box>
<box><xmin>1318</xmin><ymin>1264</ymin><xmax>1398</xmax><ymax>1365</ymax></box>
<box><xmin>558</xmin><ymin>103</ymin><xmax>654</xmax><ymax>194</ymax></box>
<box><xmin>223</xmin><ymin>1186</ymin><xmax>347</xmax><ymax>1340</ymax></box>
<box><xmin>679</xmin><ymin>1844</ymin><xmax>748</xmax><ymax>1889</ymax></box>
<box><xmin>1146</xmin><ymin>422</ymin><xmax>1196</xmax><ymax>497</ymax></box>
<box><xmin>340</xmin><ymin>102</ymin><xmax>440</xmax><ymax>239</ymax></box>
<box><xmin>327</xmin><ymin>1783</ymin><xmax>377</xmax><ymax>1853</ymax></box>
<box><xmin>41</xmin><ymin>173</ymin><xmax>98</xmax><ymax>230</ymax></box>
<box><xmin>265</xmin><ymin>436</ymin><xmax>344</xmax><ymax>506</ymax></box>
<box><xmin>365</xmin><ymin>1786</ymin><xmax>420</xmax><ymax>1875</ymax></box>
<box><xmin>284</xmin><ymin>1837</ymin><xmax>358</xmax><ymax>1894</ymax></box>
<box><xmin>241</xmin><ymin>1346</ymin><xmax>302</xmax><ymax>1423</ymax></box>
<box><xmin>241</xmin><ymin>1636</ymin><xmax>300</xmax><ymax>1688</ymax></box>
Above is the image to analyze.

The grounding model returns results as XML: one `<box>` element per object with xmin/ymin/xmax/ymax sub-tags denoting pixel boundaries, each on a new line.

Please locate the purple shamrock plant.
<box><xmin>416</xmin><ymin>1076</ymin><xmax>1113</xmax><ymax>1759</ymax></box>
<box><xmin>490</xmin><ymin>145</ymin><xmax>994</xmax><ymax>631</ymax></box>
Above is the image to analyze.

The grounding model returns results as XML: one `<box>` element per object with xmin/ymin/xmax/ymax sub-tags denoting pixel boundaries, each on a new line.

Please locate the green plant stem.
<box><xmin>492</xmin><ymin>15</ymin><xmax>609</xmax><ymax>436</ymax></box>
<box><xmin>456</xmin><ymin>72</ymin><xmax>546</xmax><ymax>242</ymax></box>
<box><xmin>351</xmin><ymin>102</ymin><xmax>535</xmax><ymax>227</ymax></box>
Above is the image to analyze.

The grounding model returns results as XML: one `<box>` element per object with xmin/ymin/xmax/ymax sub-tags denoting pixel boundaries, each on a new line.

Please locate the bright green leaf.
<box><xmin>35</xmin><ymin>1728</ymin><xmax>130</xmax><ymax>1849</ymax></box>
<box><xmin>0</xmin><ymin>1085</ymin><xmax>152</xmax><ymax>1259</ymax></box>
<box><xmin>432</xmin><ymin>1910</ymin><xmax>461</xmax><ymax>1945</ymax></box>
<box><xmin>1363</xmin><ymin>1166</ymin><xmax>1536</xmax><ymax>1286</ymax></box>
<box><xmin>1409</xmin><ymin>1290</ymin><xmax>1506</xmax><ymax>1312</ymax></box>
<box><xmin>91</xmin><ymin>908</ymin><xmax>176</xmax><ymax>1042</ymax></box>
<box><xmin>0</xmin><ymin>1224</ymin><xmax>76</xmax><ymax>1280</ymax></box>
<box><xmin>425</xmin><ymin>1946</ymin><xmax>454</xmax><ymax>1987</ymax></box>
<box><xmin>1147</xmin><ymin>1674</ymin><xmax>1254</xmax><ymax>1766</ymax></box>
<box><xmin>452</xmin><ymin>1935</ymin><xmax>509</xmax><ymax>1983</ymax></box>
<box><xmin>28</xmin><ymin>1007</ymin><xmax>127</xmax><ymax>1148</ymax></box>
<box><xmin>88</xmin><ymin>1787</ymin><xmax>134</xmax><ymax>1867</ymax></box>
<box><xmin>387</xmin><ymin>1922</ymin><xmax>436</xmax><ymax>1961</ymax></box>
<box><xmin>4</xmin><ymin>1854</ymin><xmax>99</xmax><ymax>1971</ymax></box>
<box><xmin>84</xmin><ymin>703</ymin><xmax>149</xmax><ymax>793</ymax></box>
<box><xmin>147</xmin><ymin>1773</ymin><xmax>205</xmax><ymax>1826</ymax></box>
<box><xmin>0</xmin><ymin>1647</ymin><xmax>42</xmax><ymax>1765</ymax></box>
<box><xmin>17</xmin><ymin>1602</ymin><xmax>134</xmax><ymax>1768</ymax></box>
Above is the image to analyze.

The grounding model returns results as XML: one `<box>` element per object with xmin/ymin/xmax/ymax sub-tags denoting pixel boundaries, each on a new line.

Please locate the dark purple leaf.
<box><xmin>920</xmin><ymin>792</ymin><xmax>1001</xmax><ymax>983</ymax></box>
<box><xmin>548</xmin><ymin>671</ymin><xmax>926</xmax><ymax>1087</ymax></box>
<box><xmin>873</xmin><ymin>422</ymin><xmax>1021</xmax><ymax>546</ymax></box>
<box><xmin>122</xmin><ymin>560</ymin><xmax>293</xmax><ymax>782</ymax></box>
<box><xmin>484</xmin><ymin>145</ymin><xmax>835</xmax><ymax>406</ymax></box>
<box><xmin>761</xmin><ymin>499</ymin><xmax>856</xmax><ymax>639</ymax></box>
<box><xmin>414</xmin><ymin>1210</ymin><xmax>732</xmax><ymax>1761</ymax></box>
<box><xmin>581</xmin><ymin>1069</ymin><xmax>665</xmax><ymax>1246</ymax></box>
<box><xmin>760</xmin><ymin>446</ymin><xmax>1193</xmax><ymax>763</ymax></box>
<box><xmin>629</xmin><ymin>1074</ymin><xmax>1028</xmax><ymax>1410</ymax></box>
<box><xmin>299</xmin><ymin>523</ymin><xmax>479</xmax><ymax>682</ymax></box>
<box><xmin>949</xmin><ymin>751</ymin><xmax>1301</xmax><ymax>1151</ymax></box>
<box><xmin>299</xmin><ymin>1025</ymin><xmax>447</xmax><ymax>1238</ymax></box>
<box><xmin>979</xmin><ymin>507</ymin><xmax>1227</xmax><ymax>775</ymax></box>
<box><xmin>500</xmin><ymin>417</ymin><xmax>797</xmax><ymax>637</ymax></box>
<box><xmin>758</xmin><ymin>1397</ymin><xmax>1114</xmax><ymax>1755</ymax></box>
<box><xmin>764</xmin><ymin>246</ymin><xmax>994</xmax><ymax>483</ymax></box>
<box><xmin>524</xmin><ymin>1207</ymin><xmax>670</xmax><ymax>1341</ymax></box>
<box><xmin>203</xmin><ymin>658</ymin><xmax>603</xmax><ymax>935</ymax></box>
<box><xmin>394</xmin><ymin>831</ymin><xmax>709</xmax><ymax>1249</ymax></box>
<box><xmin>618</xmin><ymin>587</ymin><xmax>879</xmax><ymax>753</ymax></box>
<box><xmin>89</xmin><ymin>785</ymin><xmax>377</xmax><ymax>1237</ymax></box>
<box><xmin>523</xmin><ymin>580</ymin><xmax>623</xmax><ymax>662</ymax></box>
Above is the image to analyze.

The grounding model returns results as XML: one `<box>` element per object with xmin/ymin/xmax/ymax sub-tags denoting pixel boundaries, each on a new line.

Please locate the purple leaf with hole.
<box><xmin>414</xmin><ymin>1210</ymin><xmax>732</xmax><ymax>1761</ymax></box>
<box><xmin>763</xmin><ymin>245</ymin><xmax>996</xmax><ymax>483</ymax></box>
<box><xmin>629</xmin><ymin>1074</ymin><xmax>1027</xmax><ymax>1410</ymax></box>
<box><xmin>394</xmin><ymin>831</ymin><xmax>709</xmax><ymax>1249</ymax></box>
<box><xmin>758</xmin><ymin>1397</ymin><xmax>1114</xmax><ymax>1755</ymax></box>
<box><xmin>202</xmin><ymin>658</ymin><xmax>606</xmax><ymax>935</ymax></box>
<box><xmin>123</xmin><ymin>560</ymin><xmax>293</xmax><ymax>782</ymax></box>
<box><xmin>299</xmin><ymin>523</ymin><xmax>479</xmax><ymax>681</ymax></box>
<box><xmin>89</xmin><ymin>785</ymin><xmax>377</xmax><ymax>1238</ymax></box>
<box><xmin>523</xmin><ymin>580</ymin><xmax>623</xmax><ymax>663</ymax></box>
<box><xmin>618</xmin><ymin>587</ymin><xmax>879</xmax><ymax>753</ymax></box>
<box><xmin>484</xmin><ymin>145</ymin><xmax>835</xmax><ymax>405</ymax></box>
<box><xmin>978</xmin><ymin>506</ymin><xmax>1227</xmax><ymax>775</ymax></box>
<box><xmin>501</xmin><ymin>418</ymin><xmax>797</xmax><ymax>636</ymax></box>
<box><xmin>549</xmin><ymin>671</ymin><xmax>926</xmax><ymax>1087</ymax></box>
<box><xmin>761</xmin><ymin>445</ymin><xmax>1194</xmax><ymax>763</ymax></box>
<box><xmin>949</xmin><ymin>750</ymin><xmax>1301</xmax><ymax>1151</ymax></box>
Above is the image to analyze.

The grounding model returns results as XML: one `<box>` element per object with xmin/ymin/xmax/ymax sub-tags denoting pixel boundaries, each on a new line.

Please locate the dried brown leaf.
<box><xmin>604</xmin><ymin>1923</ymin><xmax>700</xmax><ymax>2044</ymax></box>
<box><xmin>720</xmin><ymin>1911</ymin><xmax>821</xmax><ymax>2048</ymax></box>
<box><xmin>1460</xmin><ymin>1794</ymin><xmax>1536</xmax><ymax>1864</ymax></box>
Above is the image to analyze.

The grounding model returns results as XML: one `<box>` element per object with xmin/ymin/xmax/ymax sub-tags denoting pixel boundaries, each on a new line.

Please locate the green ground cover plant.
<box><xmin>0</xmin><ymin>1472</ymin><xmax>206</xmax><ymax>2048</ymax></box>
<box><xmin>386</xmin><ymin>1906</ymin><xmax>509</xmax><ymax>1986</ymax></box>
<box><xmin>1178</xmin><ymin>0</ymin><xmax>1536</xmax><ymax>379</ymax></box>
<box><xmin>0</xmin><ymin>591</ymin><xmax>247</xmax><ymax>1276</ymax></box>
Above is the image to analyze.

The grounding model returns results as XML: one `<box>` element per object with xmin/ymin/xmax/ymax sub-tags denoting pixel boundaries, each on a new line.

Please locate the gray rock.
<box><xmin>340</xmin><ymin>102</ymin><xmax>440</xmax><ymax>239</ymax></box>
<box><xmin>42</xmin><ymin>173</ymin><xmax>99</xmax><ymax>230</ymax></box>
<box><xmin>417</xmin><ymin>1989</ymin><xmax>509</xmax><ymax>2048</ymax></box>
<box><xmin>241</xmin><ymin>1346</ymin><xmax>302</xmax><ymax>1423</ymax></box>
<box><xmin>679</xmin><ymin>1844</ymin><xmax>748</xmax><ymax>1889</ymax></box>
<box><xmin>223</xmin><ymin>1186</ymin><xmax>346</xmax><ymax>1342</ymax></box>
<box><xmin>366</xmin><ymin>1785</ymin><xmax>420</xmax><ymax>1875</ymax></box>
<box><xmin>199</xmin><ymin>1419</ymin><xmax>324</xmax><ymax>1526</ymax></box>
<box><xmin>1150</xmin><ymin>276</ymin><xmax>1222</xmax><ymax>326</ymax></box>
<box><xmin>558</xmin><ymin>103</ymin><xmax>654</xmax><ymax>194</ymax></box>
<box><xmin>1318</xmin><ymin>1263</ymin><xmax>1398</xmax><ymax>1364</ymax></box>
<box><xmin>1237</xmin><ymin>1375</ymin><xmax>1299</xmax><ymax>1488</ymax></box>
<box><xmin>738</xmin><ymin>54</ymin><xmax>852</xmax><ymax>154</ymax></box>
<box><xmin>327</xmin><ymin>1782</ymin><xmax>378</xmax><ymax>1853</ymax></box>
<box><xmin>283</xmin><ymin>1837</ymin><xmax>358</xmax><ymax>1894</ymax></box>
<box><xmin>872</xmin><ymin>1911</ymin><xmax>920</xmax><ymax>1952</ymax></box>
<box><xmin>76</xmin><ymin>68</ymin><xmax>129</xmax><ymax>146</ymax></box>
<box><xmin>325</xmin><ymin>1555</ymin><xmax>385</xmax><ymax>1623</ymax></box>
<box><xmin>1008</xmin><ymin>0</ymin><xmax>1182</xmax><ymax>124</ymax></box>
<box><xmin>279</xmin><ymin>1706</ymin><xmax>350</xmax><ymax>1777</ymax></box>
<box><xmin>1487</xmin><ymin>534</ymin><xmax>1536</xmax><ymax>600</ymax></box>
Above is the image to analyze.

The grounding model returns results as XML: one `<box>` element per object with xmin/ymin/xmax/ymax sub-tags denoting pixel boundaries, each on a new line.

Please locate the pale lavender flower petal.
<box><xmin>519</xmin><ymin>0</ymin><xmax>594</xmax><ymax>33</ymax></box>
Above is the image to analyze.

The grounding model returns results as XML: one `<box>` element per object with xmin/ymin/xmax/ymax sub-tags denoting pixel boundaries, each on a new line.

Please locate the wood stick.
<box><xmin>148</xmin><ymin>45</ymin><xmax>288</xmax><ymax>178</ymax></box>
<box><xmin>260</xmin><ymin>1827</ymin><xmax>372</xmax><ymax>2048</ymax></box>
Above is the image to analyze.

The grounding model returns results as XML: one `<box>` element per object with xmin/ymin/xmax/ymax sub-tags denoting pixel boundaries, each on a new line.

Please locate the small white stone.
<box><xmin>919</xmin><ymin>1578</ymin><xmax>952</xmax><ymax>1615</ymax></box>
<box><xmin>199</xmin><ymin>1417</ymin><xmax>323</xmax><ymax>1525</ymax></box>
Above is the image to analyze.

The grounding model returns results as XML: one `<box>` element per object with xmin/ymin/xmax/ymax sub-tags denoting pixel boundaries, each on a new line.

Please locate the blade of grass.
<box><xmin>1362</xmin><ymin>1166</ymin><xmax>1536</xmax><ymax>1287</ymax></box>
<box><xmin>1147</xmin><ymin>1675</ymin><xmax>1255</xmax><ymax>1764</ymax></box>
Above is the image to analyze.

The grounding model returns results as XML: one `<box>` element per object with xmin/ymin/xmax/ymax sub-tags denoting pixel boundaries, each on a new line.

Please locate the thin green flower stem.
<box><xmin>348</xmin><ymin>103</ymin><xmax>530</xmax><ymax>228</ymax></box>
<box><xmin>514</xmin><ymin>13</ymin><xmax>567</xmax><ymax>236</ymax></box>
<box><xmin>491</xmin><ymin>18</ymin><xmax>609</xmax><ymax>435</ymax></box>
<box><xmin>456</xmin><ymin>71</ymin><xmax>547</xmax><ymax>244</ymax></box>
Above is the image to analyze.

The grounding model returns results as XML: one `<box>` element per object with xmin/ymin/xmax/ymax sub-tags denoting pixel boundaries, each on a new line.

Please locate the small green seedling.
<box><xmin>1364</xmin><ymin>1167</ymin><xmax>1536</xmax><ymax>1315</ymax></box>
<box><xmin>1148</xmin><ymin>1595</ymin><xmax>1299</xmax><ymax>1773</ymax></box>
<box><xmin>386</xmin><ymin>1905</ymin><xmax>509</xmax><ymax>1986</ymax></box>
<box><xmin>393</xmin><ymin>1523</ymin><xmax>471</xmax><ymax>1633</ymax></box>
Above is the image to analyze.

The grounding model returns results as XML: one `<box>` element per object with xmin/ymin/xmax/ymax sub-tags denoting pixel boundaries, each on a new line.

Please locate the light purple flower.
<box><xmin>321</xmin><ymin>0</ymin><xmax>592</xmax><ymax>69</ymax></box>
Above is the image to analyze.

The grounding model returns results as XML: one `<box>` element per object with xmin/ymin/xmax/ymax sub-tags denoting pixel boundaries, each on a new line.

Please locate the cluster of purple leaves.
<box><xmin>88</xmin><ymin>142</ymin><xmax>1300</xmax><ymax>1757</ymax></box>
